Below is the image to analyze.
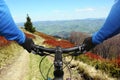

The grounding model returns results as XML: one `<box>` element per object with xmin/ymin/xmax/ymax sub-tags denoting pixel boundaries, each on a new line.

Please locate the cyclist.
<box><xmin>0</xmin><ymin>0</ymin><xmax>34</xmax><ymax>52</ymax></box>
<box><xmin>83</xmin><ymin>0</ymin><xmax>120</xmax><ymax>51</ymax></box>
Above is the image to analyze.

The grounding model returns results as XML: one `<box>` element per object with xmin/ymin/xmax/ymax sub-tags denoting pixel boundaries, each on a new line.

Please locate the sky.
<box><xmin>5</xmin><ymin>0</ymin><xmax>114</xmax><ymax>22</ymax></box>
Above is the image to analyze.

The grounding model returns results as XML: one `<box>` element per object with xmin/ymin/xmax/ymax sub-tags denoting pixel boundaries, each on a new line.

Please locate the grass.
<box><xmin>0</xmin><ymin>31</ymin><xmax>54</xmax><ymax>80</ymax></box>
<box><xmin>26</xmin><ymin>53</ymin><xmax>54</xmax><ymax>80</ymax></box>
<box><xmin>22</xmin><ymin>30</ymin><xmax>54</xmax><ymax>80</ymax></box>
<box><xmin>0</xmin><ymin>42</ymin><xmax>22</xmax><ymax>69</ymax></box>
<box><xmin>73</xmin><ymin>54</ymin><xmax>119</xmax><ymax>80</ymax></box>
<box><xmin>1</xmin><ymin>30</ymin><xmax>118</xmax><ymax>80</ymax></box>
<box><xmin>68</xmin><ymin>58</ymin><xmax>116</xmax><ymax>80</ymax></box>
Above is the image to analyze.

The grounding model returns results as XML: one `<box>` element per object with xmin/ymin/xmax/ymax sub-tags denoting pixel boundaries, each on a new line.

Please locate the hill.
<box><xmin>0</xmin><ymin>29</ymin><xmax>119</xmax><ymax>80</ymax></box>
<box><xmin>17</xmin><ymin>18</ymin><xmax>105</xmax><ymax>38</ymax></box>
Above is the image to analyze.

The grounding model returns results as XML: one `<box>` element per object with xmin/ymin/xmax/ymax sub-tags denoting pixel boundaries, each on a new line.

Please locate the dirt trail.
<box><xmin>0</xmin><ymin>50</ymin><xmax>29</xmax><ymax>80</ymax></box>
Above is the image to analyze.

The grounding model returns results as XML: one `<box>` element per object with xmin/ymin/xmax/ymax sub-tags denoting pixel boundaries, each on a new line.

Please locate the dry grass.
<box><xmin>22</xmin><ymin>31</ymin><xmax>53</xmax><ymax>80</ymax></box>
<box><xmin>0</xmin><ymin>42</ymin><xmax>23</xmax><ymax>69</ymax></box>
<box><xmin>66</xmin><ymin>57</ymin><xmax>117</xmax><ymax>80</ymax></box>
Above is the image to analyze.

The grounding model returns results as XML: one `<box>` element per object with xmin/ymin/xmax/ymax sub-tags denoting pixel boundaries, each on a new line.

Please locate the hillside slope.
<box><xmin>0</xmin><ymin>31</ymin><xmax>45</xmax><ymax>80</ymax></box>
<box><xmin>0</xmin><ymin>30</ymin><xmax>118</xmax><ymax>80</ymax></box>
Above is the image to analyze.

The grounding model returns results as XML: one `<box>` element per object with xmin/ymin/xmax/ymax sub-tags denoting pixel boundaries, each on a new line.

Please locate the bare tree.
<box><xmin>69</xmin><ymin>31</ymin><xmax>90</xmax><ymax>45</ymax></box>
<box><xmin>93</xmin><ymin>34</ymin><xmax>120</xmax><ymax>59</ymax></box>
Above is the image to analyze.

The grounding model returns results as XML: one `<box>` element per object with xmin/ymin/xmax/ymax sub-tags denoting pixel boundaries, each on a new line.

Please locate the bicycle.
<box><xmin>31</xmin><ymin>44</ymin><xmax>86</xmax><ymax>80</ymax></box>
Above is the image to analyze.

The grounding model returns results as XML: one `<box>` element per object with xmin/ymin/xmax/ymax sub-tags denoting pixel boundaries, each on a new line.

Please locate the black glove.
<box><xmin>82</xmin><ymin>37</ymin><xmax>96</xmax><ymax>51</ymax></box>
<box><xmin>20</xmin><ymin>37</ymin><xmax>34</xmax><ymax>53</ymax></box>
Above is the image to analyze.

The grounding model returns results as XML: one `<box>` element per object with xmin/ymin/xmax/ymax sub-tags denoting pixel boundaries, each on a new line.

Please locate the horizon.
<box><xmin>5</xmin><ymin>0</ymin><xmax>114</xmax><ymax>23</ymax></box>
<box><xmin>17</xmin><ymin>18</ymin><xmax>105</xmax><ymax>24</ymax></box>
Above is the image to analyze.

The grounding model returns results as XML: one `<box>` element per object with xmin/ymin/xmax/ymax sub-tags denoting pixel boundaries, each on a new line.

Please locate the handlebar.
<box><xmin>31</xmin><ymin>44</ymin><xmax>86</xmax><ymax>80</ymax></box>
<box><xmin>31</xmin><ymin>44</ymin><xmax>85</xmax><ymax>55</ymax></box>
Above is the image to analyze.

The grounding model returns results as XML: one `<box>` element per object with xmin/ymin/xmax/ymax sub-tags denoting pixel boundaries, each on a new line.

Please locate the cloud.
<box><xmin>75</xmin><ymin>8</ymin><xmax>95</xmax><ymax>13</ymax></box>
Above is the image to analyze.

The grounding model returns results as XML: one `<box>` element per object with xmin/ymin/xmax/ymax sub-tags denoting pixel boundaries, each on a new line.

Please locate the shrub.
<box><xmin>43</xmin><ymin>39</ymin><xmax>74</xmax><ymax>48</ymax></box>
<box><xmin>24</xmin><ymin>32</ymin><xmax>36</xmax><ymax>39</ymax></box>
<box><xmin>0</xmin><ymin>36</ymin><xmax>11</xmax><ymax>47</ymax></box>
<box><xmin>75</xmin><ymin>53</ymin><xmax>120</xmax><ymax>78</ymax></box>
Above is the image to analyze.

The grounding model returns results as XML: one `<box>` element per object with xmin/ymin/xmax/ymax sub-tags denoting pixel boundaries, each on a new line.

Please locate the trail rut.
<box><xmin>0</xmin><ymin>50</ymin><xmax>29</xmax><ymax>80</ymax></box>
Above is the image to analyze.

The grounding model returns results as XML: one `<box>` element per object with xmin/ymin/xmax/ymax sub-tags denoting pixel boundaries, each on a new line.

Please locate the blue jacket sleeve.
<box><xmin>0</xmin><ymin>0</ymin><xmax>25</xmax><ymax>44</ymax></box>
<box><xmin>92</xmin><ymin>0</ymin><xmax>120</xmax><ymax>44</ymax></box>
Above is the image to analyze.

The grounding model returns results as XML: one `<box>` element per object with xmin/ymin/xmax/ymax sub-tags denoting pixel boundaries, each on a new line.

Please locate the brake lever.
<box><xmin>32</xmin><ymin>45</ymin><xmax>47</xmax><ymax>56</ymax></box>
<box><xmin>81</xmin><ymin>44</ymin><xmax>87</xmax><ymax>53</ymax></box>
<box><xmin>70</xmin><ymin>44</ymin><xmax>87</xmax><ymax>56</ymax></box>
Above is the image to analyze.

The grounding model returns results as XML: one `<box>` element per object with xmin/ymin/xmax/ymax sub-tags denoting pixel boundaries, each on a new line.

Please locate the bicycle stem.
<box><xmin>53</xmin><ymin>46</ymin><xmax>64</xmax><ymax>80</ymax></box>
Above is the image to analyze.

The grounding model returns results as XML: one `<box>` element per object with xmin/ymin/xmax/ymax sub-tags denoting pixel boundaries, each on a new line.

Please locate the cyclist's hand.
<box><xmin>82</xmin><ymin>37</ymin><xmax>96</xmax><ymax>51</ymax></box>
<box><xmin>20</xmin><ymin>37</ymin><xmax>34</xmax><ymax>53</ymax></box>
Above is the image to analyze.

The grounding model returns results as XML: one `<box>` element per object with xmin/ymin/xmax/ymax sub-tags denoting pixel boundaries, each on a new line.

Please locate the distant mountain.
<box><xmin>17</xmin><ymin>18</ymin><xmax>105</xmax><ymax>38</ymax></box>
<box><xmin>52</xmin><ymin>31</ymin><xmax>71</xmax><ymax>39</ymax></box>
<box><xmin>17</xmin><ymin>22</ymin><xmax>24</xmax><ymax>27</ymax></box>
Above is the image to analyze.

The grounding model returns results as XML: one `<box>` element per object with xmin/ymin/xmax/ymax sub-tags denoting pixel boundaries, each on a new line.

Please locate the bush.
<box><xmin>75</xmin><ymin>53</ymin><xmax>120</xmax><ymax>78</ymax></box>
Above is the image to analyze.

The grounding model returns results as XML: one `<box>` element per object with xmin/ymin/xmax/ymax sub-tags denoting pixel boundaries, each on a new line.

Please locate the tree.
<box><xmin>69</xmin><ymin>31</ymin><xmax>90</xmax><ymax>45</ymax></box>
<box><xmin>93</xmin><ymin>34</ymin><xmax>120</xmax><ymax>59</ymax></box>
<box><xmin>24</xmin><ymin>14</ymin><xmax>35</xmax><ymax>33</ymax></box>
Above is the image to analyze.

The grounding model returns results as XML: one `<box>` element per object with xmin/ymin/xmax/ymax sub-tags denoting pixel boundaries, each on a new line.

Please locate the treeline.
<box><xmin>68</xmin><ymin>31</ymin><xmax>120</xmax><ymax>59</ymax></box>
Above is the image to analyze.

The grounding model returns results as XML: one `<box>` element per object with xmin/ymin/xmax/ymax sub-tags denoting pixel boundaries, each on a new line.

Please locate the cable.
<box><xmin>62</xmin><ymin>55</ymin><xmax>73</xmax><ymax>79</ymax></box>
<box><xmin>46</xmin><ymin>54</ymin><xmax>54</xmax><ymax>80</ymax></box>
<box><xmin>38</xmin><ymin>52</ymin><xmax>75</xmax><ymax>80</ymax></box>
<box><xmin>46</xmin><ymin>64</ymin><xmax>54</xmax><ymax>79</ymax></box>
<box><xmin>63</xmin><ymin>60</ymin><xmax>72</xmax><ymax>79</ymax></box>
<box><xmin>39</xmin><ymin>53</ymin><xmax>54</xmax><ymax>80</ymax></box>
<box><xmin>39</xmin><ymin>56</ymin><xmax>47</xmax><ymax>80</ymax></box>
<box><xmin>63</xmin><ymin>55</ymin><xmax>73</xmax><ymax>69</ymax></box>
